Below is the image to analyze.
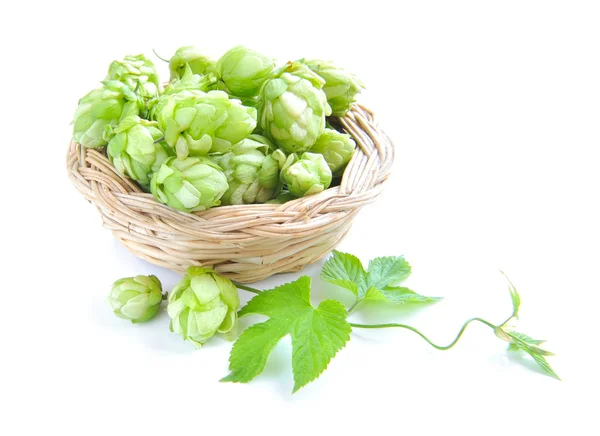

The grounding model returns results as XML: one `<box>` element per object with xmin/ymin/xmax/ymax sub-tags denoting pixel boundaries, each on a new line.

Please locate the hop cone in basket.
<box><xmin>150</xmin><ymin>156</ymin><xmax>229</xmax><ymax>212</ymax></box>
<box><xmin>213</xmin><ymin>134</ymin><xmax>282</xmax><ymax>205</ymax></box>
<box><xmin>106</xmin><ymin>54</ymin><xmax>161</xmax><ymax>103</ymax></box>
<box><xmin>154</xmin><ymin>90</ymin><xmax>257</xmax><ymax>158</ymax></box>
<box><xmin>259</xmin><ymin>62</ymin><xmax>331</xmax><ymax>154</ymax></box>
<box><xmin>280</xmin><ymin>152</ymin><xmax>332</xmax><ymax>197</ymax></box>
<box><xmin>169</xmin><ymin>46</ymin><xmax>217</xmax><ymax>81</ymax></box>
<box><xmin>106</xmin><ymin>116</ymin><xmax>173</xmax><ymax>187</ymax></box>
<box><xmin>108</xmin><ymin>275</ymin><xmax>164</xmax><ymax>323</ymax></box>
<box><xmin>167</xmin><ymin>267</ymin><xmax>240</xmax><ymax>347</ymax></box>
<box><xmin>300</xmin><ymin>59</ymin><xmax>364</xmax><ymax>117</ymax></box>
<box><xmin>217</xmin><ymin>45</ymin><xmax>275</xmax><ymax>98</ymax></box>
<box><xmin>163</xmin><ymin>64</ymin><xmax>217</xmax><ymax>96</ymax></box>
<box><xmin>310</xmin><ymin>128</ymin><xmax>356</xmax><ymax>176</ymax></box>
<box><xmin>72</xmin><ymin>80</ymin><xmax>142</xmax><ymax>149</ymax></box>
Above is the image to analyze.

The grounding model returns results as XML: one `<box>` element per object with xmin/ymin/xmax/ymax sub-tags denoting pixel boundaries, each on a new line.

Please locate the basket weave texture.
<box><xmin>67</xmin><ymin>105</ymin><xmax>394</xmax><ymax>283</ymax></box>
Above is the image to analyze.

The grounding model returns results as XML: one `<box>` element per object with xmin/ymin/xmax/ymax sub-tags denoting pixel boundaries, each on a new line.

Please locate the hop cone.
<box><xmin>310</xmin><ymin>128</ymin><xmax>356</xmax><ymax>175</ymax></box>
<box><xmin>169</xmin><ymin>46</ymin><xmax>217</xmax><ymax>81</ymax></box>
<box><xmin>280</xmin><ymin>152</ymin><xmax>332</xmax><ymax>197</ymax></box>
<box><xmin>108</xmin><ymin>275</ymin><xmax>164</xmax><ymax>323</ymax></box>
<box><xmin>150</xmin><ymin>156</ymin><xmax>228</xmax><ymax>212</ymax></box>
<box><xmin>301</xmin><ymin>59</ymin><xmax>364</xmax><ymax>116</ymax></box>
<box><xmin>163</xmin><ymin>64</ymin><xmax>217</xmax><ymax>95</ymax></box>
<box><xmin>213</xmin><ymin>135</ymin><xmax>281</xmax><ymax>205</ymax></box>
<box><xmin>72</xmin><ymin>80</ymin><xmax>141</xmax><ymax>149</ymax></box>
<box><xmin>260</xmin><ymin>63</ymin><xmax>331</xmax><ymax>154</ymax></box>
<box><xmin>217</xmin><ymin>46</ymin><xmax>275</xmax><ymax>98</ymax></box>
<box><xmin>106</xmin><ymin>54</ymin><xmax>161</xmax><ymax>102</ymax></box>
<box><xmin>106</xmin><ymin>116</ymin><xmax>172</xmax><ymax>187</ymax></box>
<box><xmin>167</xmin><ymin>267</ymin><xmax>240</xmax><ymax>347</ymax></box>
<box><xmin>154</xmin><ymin>90</ymin><xmax>257</xmax><ymax>158</ymax></box>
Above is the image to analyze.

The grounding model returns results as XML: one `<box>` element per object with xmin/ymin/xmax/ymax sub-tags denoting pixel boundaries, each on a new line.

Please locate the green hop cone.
<box><xmin>169</xmin><ymin>46</ymin><xmax>217</xmax><ymax>81</ymax></box>
<box><xmin>280</xmin><ymin>152</ymin><xmax>332</xmax><ymax>197</ymax></box>
<box><xmin>217</xmin><ymin>45</ymin><xmax>275</xmax><ymax>98</ymax></box>
<box><xmin>310</xmin><ymin>128</ymin><xmax>356</xmax><ymax>175</ymax></box>
<box><xmin>259</xmin><ymin>64</ymin><xmax>331</xmax><ymax>154</ymax></box>
<box><xmin>167</xmin><ymin>267</ymin><xmax>240</xmax><ymax>347</ymax></box>
<box><xmin>108</xmin><ymin>275</ymin><xmax>164</xmax><ymax>323</ymax></box>
<box><xmin>154</xmin><ymin>90</ymin><xmax>257</xmax><ymax>158</ymax></box>
<box><xmin>213</xmin><ymin>135</ymin><xmax>281</xmax><ymax>205</ymax></box>
<box><xmin>106</xmin><ymin>116</ymin><xmax>172</xmax><ymax>187</ymax></box>
<box><xmin>72</xmin><ymin>80</ymin><xmax>141</xmax><ymax>149</ymax></box>
<box><xmin>106</xmin><ymin>54</ymin><xmax>161</xmax><ymax>102</ymax></box>
<box><xmin>301</xmin><ymin>59</ymin><xmax>364</xmax><ymax>116</ymax></box>
<box><xmin>163</xmin><ymin>64</ymin><xmax>217</xmax><ymax>95</ymax></box>
<box><xmin>150</xmin><ymin>156</ymin><xmax>228</xmax><ymax>212</ymax></box>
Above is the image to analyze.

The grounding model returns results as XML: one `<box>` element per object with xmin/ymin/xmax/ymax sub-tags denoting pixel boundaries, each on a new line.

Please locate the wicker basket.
<box><xmin>66</xmin><ymin>105</ymin><xmax>394</xmax><ymax>283</ymax></box>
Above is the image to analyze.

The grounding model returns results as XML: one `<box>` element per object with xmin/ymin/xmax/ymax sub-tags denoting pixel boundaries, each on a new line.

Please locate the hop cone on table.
<box><xmin>108</xmin><ymin>275</ymin><xmax>164</xmax><ymax>323</ymax></box>
<box><xmin>259</xmin><ymin>63</ymin><xmax>331</xmax><ymax>154</ymax></box>
<box><xmin>301</xmin><ymin>59</ymin><xmax>364</xmax><ymax>116</ymax></box>
<box><xmin>213</xmin><ymin>135</ymin><xmax>282</xmax><ymax>205</ymax></box>
<box><xmin>310</xmin><ymin>128</ymin><xmax>356</xmax><ymax>175</ymax></box>
<box><xmin>106</xmin><ymin>54</ymin><xmax>161</xmax><ymax>103</ymax></box>
<box><xmin>106</xmin><ymin>116</ymin><xmax>172</xmax><ymax>187</ymax></box>
<box><xmin>150</xmin><ymin>156</ymin><xmax>228</xmax><ymax>212</ymax></box>
<box><xmin>167</xmin><ymin>267</ymin><xmax>240</xmax><ymax>347</ymax></box>
<box><xmin>72</xmin><ymin>80</ymin><xmax>141</xmax><ymax>149</ymax></box>
<box><xmin>169</xmin><ymin>46</ymin><xmax>217</xmax><ymax>81</ymax></box>
<box><xmin>154</xmin><ymin>90</ymin><xmax>257</xmax><ymax>158</ymax></box>
<box><xmin>280</xmin><ymin>152</ymin><xmax>332</xmax><ymax>197</ymax></box>
<box><xmin>217</xmin><ymin>45</ymin><xmax>275</xmax><ymax>98</ymax></box>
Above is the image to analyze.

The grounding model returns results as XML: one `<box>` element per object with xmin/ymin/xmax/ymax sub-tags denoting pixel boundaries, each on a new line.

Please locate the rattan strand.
<box><xmin>66</xmin><ymin>104</ymin><xmax>394</xmax><ymax>283</ymax></box>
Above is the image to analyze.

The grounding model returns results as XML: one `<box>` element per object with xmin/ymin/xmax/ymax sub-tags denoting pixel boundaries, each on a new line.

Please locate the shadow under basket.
<box><xmin>66</xmin><ymin>105</ymin><xmax>394</xmax><ymax>283</ymax></box>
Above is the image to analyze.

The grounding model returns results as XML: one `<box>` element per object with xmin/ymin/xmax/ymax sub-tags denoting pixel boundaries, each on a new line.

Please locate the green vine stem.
<box><xmin>349</xmin><ymin>317</ymin><xmax>498</xmax><ymax>351</ymax></box>
<box><xmin>234</xmin><ymin>283</ymin><xmax>262</xmax><ymax>295</ymax></box>
<box><xmin>152</xmin><ymin>48</ymin><xmax>169</xmax><ymax>63</ymax></box>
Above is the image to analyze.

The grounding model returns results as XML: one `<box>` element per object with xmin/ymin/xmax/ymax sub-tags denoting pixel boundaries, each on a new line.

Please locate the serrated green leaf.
<box><xmin>367</xmin><ymin>256</ymin><xmax>411</xmax><ymax>289</ymax></box>
<box><xmin>507</xmin><ymin>331</ymin><xmax>546</xmax><ymax>346</ymax></box>
<box><xmin>529</xmin><ymin>352</ymin><xmax>560</xmax><ymax>380</ymax></box>
<box><xmin>321</xmin><ymin>250</ymin><xmax>368</xmax><ymax>297</ymax></box>
<box><xmin>220</xmin><ymin>320</ymin><xmax>288</xmax><ymax>384</ymax></box>
<box><xmin>501</xmin><ymin>271</ymin><xmax>521</xmax><ymax>319</ymax></box>
<box><xmin>506</xmin><ymin>331</ymin><xmax>554</xmax><ymax>356</ymax></box>
<box><xmin>322</xmin><ymin>251</ymin><xmax>438</xmax><ymax>309</ymax></box>
<box><xmin>291</xmin><ymin>299</ymin><xmax>351</xmax><ymax>392</ymax></box>
<box><xmin>223</xmin><ymin>276</ymin><xmax>351</xmax><ymax>392</ymax></box>
<box><xmin>365</xmin><ymin>286</ymin><xmax>442</xmax><ymax>304</ymax></box>
<box><xmin>506</xmin><ymin>330</ymin><xmax>560</xmax><ymax>380</ymax></box>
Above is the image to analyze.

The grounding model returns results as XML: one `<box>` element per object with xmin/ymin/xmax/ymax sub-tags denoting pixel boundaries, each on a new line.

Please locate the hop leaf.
<box><xmin>321</xmin><ymin>250</ymin><xmax>440</xmax><ymax>306</ymax></box>
<box><xmin>222</xmin><ymin>276</ymin><xmax>351</xmax><ymax>392</ymax></box>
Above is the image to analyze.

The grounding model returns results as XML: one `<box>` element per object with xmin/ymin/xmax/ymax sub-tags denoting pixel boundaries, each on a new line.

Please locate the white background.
<box><xmin>1</xmin><ymin>1</ymin><xmax>598</xmax><ymax>434</ymax></box>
